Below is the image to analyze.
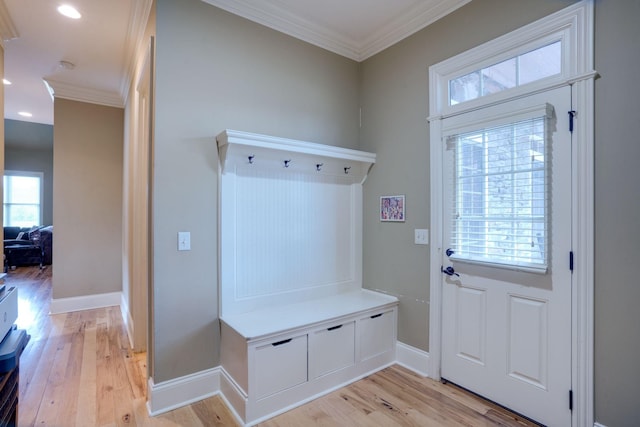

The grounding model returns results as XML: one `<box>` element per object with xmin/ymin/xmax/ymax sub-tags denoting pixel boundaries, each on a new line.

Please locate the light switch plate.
<box><xmin>178</xmin><ymin>231</ymin><xmax>191</xmax><ymax>251</ymax></box>
<box><xmin>414</xmin><ymin>229</ymin><xmax>429</xmax><ymax>245</ymax></box>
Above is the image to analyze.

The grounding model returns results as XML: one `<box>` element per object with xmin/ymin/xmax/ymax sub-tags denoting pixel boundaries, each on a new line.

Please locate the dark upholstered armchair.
<box><xmin>3</xmin><ymin>226</ymin><xmax>53</xmax><ymax>270</ymax></box>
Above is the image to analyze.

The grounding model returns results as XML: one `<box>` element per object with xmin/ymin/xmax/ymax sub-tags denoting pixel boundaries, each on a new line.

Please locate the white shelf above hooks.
<box><xmin>216</xmin><ymin>129</ymin><xmax>376</xmax><ymax>183</ymax></box>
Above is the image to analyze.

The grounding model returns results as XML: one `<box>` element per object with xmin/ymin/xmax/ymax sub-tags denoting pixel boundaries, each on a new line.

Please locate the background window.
<box><xmin>3</xmin><ymin>171</ymin><xmax>43</xmax><ymax>227</ymax></box>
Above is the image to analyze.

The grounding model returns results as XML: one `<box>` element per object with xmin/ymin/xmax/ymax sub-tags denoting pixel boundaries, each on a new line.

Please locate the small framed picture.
<box><xmin>380</xmin><ymin>195</ymin><xmax>405</xmax><ymax>222</ymax></box>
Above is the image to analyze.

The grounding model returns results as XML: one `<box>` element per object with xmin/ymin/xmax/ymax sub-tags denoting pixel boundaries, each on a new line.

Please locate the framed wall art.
<box><xmin>380</xmin><ymin>195</ymin><xmax>405</xmax><ymax>222</ymax></box>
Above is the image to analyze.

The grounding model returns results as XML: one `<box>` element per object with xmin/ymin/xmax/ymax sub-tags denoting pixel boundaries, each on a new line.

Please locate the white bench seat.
<box><xmin>219</xmin><ymin>289</ymin><xmax>398</xmax><ymax>426</ymax></box>
<box><xmin>221</xmin><ymin>289</ymin><xmax>398</xmax><ymax>340</ymax></box>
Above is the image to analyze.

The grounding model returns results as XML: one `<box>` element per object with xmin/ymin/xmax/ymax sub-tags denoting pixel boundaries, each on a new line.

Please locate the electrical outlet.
<box><xmin>414</xmin><ymin>229</ymin><xmax>429</xmax><ymax>245</ymax></box>
<box><xmin>178</xmin><ymin>231</ymin><xmax>191</xmax><ymax>251</ymax></box>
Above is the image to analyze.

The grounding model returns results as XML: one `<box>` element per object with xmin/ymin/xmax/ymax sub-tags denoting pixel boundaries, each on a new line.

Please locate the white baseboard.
<box><xmin>395</xmin><ymin>341</ymin><xmax>429</xmax><ymax>377</ymax></box>
<box><xmin>219</xmin><ymin>368</ymin><xmax>247</xmax><ymax>426</ymax></box>
<box><xmin>147</xmin><ymin>367</ymin><xmax>221</xmax><ymax>416</ymax></box>
<box><xmin>144</xmin><ymin>342</ymin><xmax>429</xmax><ymax>421</ymax></box>
<box><xmin>594</xmin><ymin>423</ymin><xmax>607</xmax><ymax>427</ymax></box>
<box><xmin>120</xmin><ymin>293</ymin><xmax>135</xmax><ymax>348</ymax></box>
<box><xmin>50</xmin><ymin>291</ymin><xmax>121</xmax><ymax>314</ymax></box>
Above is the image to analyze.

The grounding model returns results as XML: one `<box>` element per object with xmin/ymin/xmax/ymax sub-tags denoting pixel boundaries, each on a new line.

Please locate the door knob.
<box><xmin>441</xmin><ymin>266</ymin><xmax>459</xmax><ymax>277</ymax></box>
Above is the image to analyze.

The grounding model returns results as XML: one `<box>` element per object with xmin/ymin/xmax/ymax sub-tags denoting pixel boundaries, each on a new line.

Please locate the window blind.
<box><xmin>3</xmin><ymin>173</ymin><xmax>43</xmax><ymax>227</ymax></box>
<box><xmin>448</xmin><ymin>113</ymin><xmax>550</xmax><ymax>272</ymax></box>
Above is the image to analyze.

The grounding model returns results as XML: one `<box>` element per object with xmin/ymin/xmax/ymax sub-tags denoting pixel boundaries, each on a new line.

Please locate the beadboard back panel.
<box><xmin>217</xmin><ymin>130</ymin><xmax>375</xmax><ymax>316</ymax></box>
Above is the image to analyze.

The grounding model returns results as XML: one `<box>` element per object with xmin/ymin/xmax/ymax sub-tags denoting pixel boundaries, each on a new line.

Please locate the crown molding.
<box><xmin>358</xmin><ymin>0</ymin><xmax>471</xmax><ymax>61</ymax></box>
<box><xmin>44</xmin><ymin>78</ymin><xmax>124</xmax><ymax>108</ymax></box>
<box><xmin>120</xmin><ymin>0</ymin><xmax>154</xmax><ymax>104</ymax></box>
<box><xmin>0</xmin><ymin>0</ymin><xmax>19</xmax><ymax>46</ymax></box>
<box><xmin>201</xmin><ymin>0</ymin><xmax>469</xmax><ymax>62</ymax></box>
<box><xmin>202</xmin><ymin>0</ymin><xmax>360</xmax><ymax>60</ymax></box>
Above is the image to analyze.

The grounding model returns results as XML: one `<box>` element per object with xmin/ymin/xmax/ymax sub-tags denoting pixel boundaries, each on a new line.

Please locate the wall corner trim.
<box><xmin>395</xmin><ymin>342</ymin><xmax>430</xmax><ymax>377</ymax></box>
<box><xmin>50</xmin><ymin>291</ymin><xmax>121</xmax><ymax>314</ymax></box>
<box><xmin>147</xmin><ymin>368</ymin><xmax>221</xmax><ymax>417</ymax></box>
<box><xmin>120</xmin><ymin>293</ymin><xmax>135</xmax><ymax>348</ymax></box>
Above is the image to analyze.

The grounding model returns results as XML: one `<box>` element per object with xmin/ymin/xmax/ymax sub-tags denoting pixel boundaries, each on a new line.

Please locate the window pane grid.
<box><xmin>451</xmin><ymin>116</ymin><xmax>548</xmax><ymax>269</ymax></box>
<box><xmin>3</xmin><ymin>173</ymin><xmax>43</xmax><ymax>227</ymax></box>
<box><xmin>449</xmin><ymin>41</ymin><xmax>562</xmax><ymax>106</ymax></box>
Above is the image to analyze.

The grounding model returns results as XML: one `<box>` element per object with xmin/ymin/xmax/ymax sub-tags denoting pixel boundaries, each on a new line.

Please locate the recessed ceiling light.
<box><xmin>59</xmin><ymin>60</ymin><xmax>75</xmax><ymax>70</ymax></box>
<box><xmin>18</xmin><ymin>112</ymin><xmax>33</xmax><ymax>118</ymax></box>
<box><xmin>57</xmin><ymin>4</ymin><xmax>81</xmax><ymax>19</ymax></box>
<box><xmin>2</xmin><ymin>79</ymin><xmax>11</xmax><ymax>85</ymax></box>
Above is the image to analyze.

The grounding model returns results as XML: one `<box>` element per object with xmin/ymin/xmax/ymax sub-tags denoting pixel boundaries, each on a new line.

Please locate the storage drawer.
<box><xmin>309</xmin><ymin>321</ymin><xmax>355</xmax><ymax>379</ymax></box>
<box><xmin>359</xmin><ymin>309</ymin><xmax>395</xmax><ymax>361</ymax></box>
<box><xmin>0</xmin><ymin>287</ymin><xmax>18</xmax><ymax>343</ymax></box>
<box><xmin>253</xmin><ymin>334</ymin><xmax>307</xmax><ymax>400</ymax></box>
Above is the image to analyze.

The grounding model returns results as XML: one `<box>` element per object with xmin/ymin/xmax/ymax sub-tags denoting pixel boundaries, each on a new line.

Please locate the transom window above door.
<box><xmin>449</xmin><ymin>41</ymin><xmax>562</xmax><ymax>105</ymax></box>
<box><xmin>430</xmin><ymin>25</ymin><xmax>575</xmax><ymax>118</ymax></box>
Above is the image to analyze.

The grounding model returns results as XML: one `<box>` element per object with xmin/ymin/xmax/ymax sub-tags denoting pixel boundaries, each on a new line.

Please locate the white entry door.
<box><xmin>440</xmin><ymin>86</ymin><xmax>572</xmax><ymax>426</ymax></box>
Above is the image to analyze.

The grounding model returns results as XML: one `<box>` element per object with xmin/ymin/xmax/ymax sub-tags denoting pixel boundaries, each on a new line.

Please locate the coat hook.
<box><xmin>344</xmin><ymin>166</ymin><xmax>351</xmax><ymax>174</ymax></box>
<box><xmin>316</xmin><ymin>163</ymin><xmax>323</xmax><ymax>171</ymax></box>
<box><xmin>284</xmin><ymin>159</ymin><xmax>291</xmax><ymax>168</ymax></box>
<box><xmin>248</xmin><ymin>155</ymin><xmax>255</xmax><ymax>164</ymax></box>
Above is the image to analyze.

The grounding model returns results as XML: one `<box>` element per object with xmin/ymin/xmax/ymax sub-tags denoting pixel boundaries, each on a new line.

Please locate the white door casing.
<box><xmin>428</xmin><ymin>2</ymin><xmax>595</xmax><ymax>426</ymax></box>
<box><xmin>440</xmin><ymin>87</ymin><xmax>571</xmax><ymax>425</ymax></box>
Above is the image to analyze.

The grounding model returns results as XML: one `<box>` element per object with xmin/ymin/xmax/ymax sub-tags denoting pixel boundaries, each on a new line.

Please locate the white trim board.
<box><xmin>146</xmin><ymin>343</ymin><xmax>429</xmax><ymax>422</ymax></box>
<box><xmin>49</xmin><ymin>291</ymin><xmax>121</xmax><ymax>314</ymax></box>
<box><xmin>147</xmin><ymin>368</ymin><xmax>221</xmax><ymax>416</ymax></box>
<box><xmin>219</xmin><ymin>368</ymin><xmax>246</xmax><ymax>426</ymax></box>
<box><xmin>147</xmin><ymin>358</ymin><xmax>607</xmax><ymax>425</ymax></box>
<box><xmin>427</xmin><ymin>2</ymin><xmax>595</xmax><ymax>426</ymax></box>
<box><xmin>396</xmin><ymin>342</ymin><xmax>429</xmax><ymax>377</ymax></box>
<box><xmin>120</xmin><ymin>292</ymin><xmax>135</xmax><ymax>349</ymax></box>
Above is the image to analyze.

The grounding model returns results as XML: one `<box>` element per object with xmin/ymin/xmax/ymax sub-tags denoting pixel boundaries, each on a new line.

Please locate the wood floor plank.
<box><xmin>52</xmin><ymin>312</ymin><xmax>86</xmax><ymax>426</ymax></box>
<box><xmin>76</xmin><ymin>323</ymin><xmax>98</xmax><ymax>426</ymax></box>
<box><xmin>97</xmin><ymin>309</ymin><xmax>117</xmax><ymax>426</ymax></box>
<box><xmin>9</xmin><ymin>266</ymin><xmax>539</xmax><ymax>427</ymax></box>
<box><xmin>33</xmin><ymin>340</ymin><xmax>72</xmax><ymax>425</ymax></box>
<box><xmin>190</xmin><ymin>396</ymin><xmax>240</xmax><ymax>426</ymax></box>
<box><xmin>365</xmin><ymin>368</ymin><xmax>495</xmax><ymax>425</ymax></box>
<box><xmin>18</xmin><ymin>333</ymin><xmax>63</xmax><ymax>425</ymax></box>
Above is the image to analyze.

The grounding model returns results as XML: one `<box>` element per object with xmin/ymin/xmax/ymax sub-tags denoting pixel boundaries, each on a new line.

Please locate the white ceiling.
<box><xmin>1</xmin><ymin>0</ymin><xmax>151</xmax><ymax>126</ymax></box>
<box><xmin>1</xmin><ymin>0</ymin><xmax>468</xmax><ymax>127</ymax></box>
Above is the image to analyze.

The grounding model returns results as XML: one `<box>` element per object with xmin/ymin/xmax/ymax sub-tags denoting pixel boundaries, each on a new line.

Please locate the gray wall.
<box><xmin>358</xmin><ymin>0</ymin><xmax>640</xmax><ymax>424</ymax></box>
<box><xmin>5</xmin><ymin>119</ymin><xmax>54</xmax><ymax>226</ymax></box>
<box><xmin>148</xmin><ymin>0</ymin><xmax>640</xmax><ymax>424</ymax></box>
<box><xmin>594</xmin><ymin>1</ymin><xmax>640</xmax><ymax>426</ymax></box>
<box><xmin>359</xmin><ymin>0</ymin><xmax>575</xmax><ymax>351</ymax></box>
<box><xmin>152</xmin><ymin>0</ymin><xmax>359</xmax><ymax>383</ymax></box>
<box><xmin>53</xmin><ymin>99</ymin><xmax>123</xmax><ymax>299</ymax></box>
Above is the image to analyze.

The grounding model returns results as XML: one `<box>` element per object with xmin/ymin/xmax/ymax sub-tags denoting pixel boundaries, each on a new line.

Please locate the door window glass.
<box><xmin>450</xmin><ymin>115</ymin><xmax>548</xmax><ymax>270</ymax></box>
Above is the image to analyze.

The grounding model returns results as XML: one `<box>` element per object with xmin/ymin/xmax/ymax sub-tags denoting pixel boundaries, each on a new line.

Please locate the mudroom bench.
<box><xmin>220</xmin><ymin>289</ymin><xmax>398</xmax><ymax>425</ymax></box>
<box><xmin>216</xmin><ymin>130</ymin><xmax>395</xmax><ymax>425</ymax></box>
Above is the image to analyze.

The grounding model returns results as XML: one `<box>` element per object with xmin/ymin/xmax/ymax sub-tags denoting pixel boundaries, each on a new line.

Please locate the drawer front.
<box><xmin>0</xmin><ymin>287</ymin><xmax>18</xmax><ymax>342</ymax></box>
<box><xmin>253</xmin><ymin>334</ymin><xmax>308</xmax><ymax>400</ymax></box>
<box><xmin>309</xmin><ymin>321</ymin><xmax>355</xmax><ymax>379</ymax></box>
<box><xmin>359</xmin><ymin>309</ymin><xmax>395</xmax><ymax>361</ymax></box>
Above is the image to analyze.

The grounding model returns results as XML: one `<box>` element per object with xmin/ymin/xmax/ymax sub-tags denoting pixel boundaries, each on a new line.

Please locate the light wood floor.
<box><xmin>8</xmin><ymin>266</ymin><xmax>538</xmax><ymax>426</ymax></box>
